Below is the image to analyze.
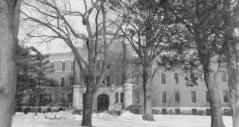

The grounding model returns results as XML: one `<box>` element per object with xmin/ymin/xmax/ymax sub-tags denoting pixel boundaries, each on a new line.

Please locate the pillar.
<box><xmin>73</xmin><ymin>85</ymin><xmax>85</xmax><ymax>110</ymax></box>
<box><xmin>124</xmin><ymin>83</ymin><xmax>134</xmax><ymax>108</ymax></box>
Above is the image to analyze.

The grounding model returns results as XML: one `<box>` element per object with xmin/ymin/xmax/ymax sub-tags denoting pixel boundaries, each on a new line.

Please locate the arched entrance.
<box><xmin>97</xmin><ymin>94</ymin><xmax>109</xmax><ymax>111</ymax></box>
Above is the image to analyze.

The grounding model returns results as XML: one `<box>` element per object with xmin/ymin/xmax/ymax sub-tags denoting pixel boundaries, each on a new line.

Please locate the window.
<box><xmin>135</xmin><ymin>74</ymin><xmax>140</xmax><ymax>84</ymax></box>
<box><xmin>205</xmin><ymin>91</ymin><xmax>210</xmax><ymax>103</ymax></box>
<box><xmin>224</xmin><ymin>109</ymin><xmax>232</xmax><ymax>116</ymax></box>
<box><xmin>106</xmin><ymin>76</ymin><xmax>111</xmax><ymax>86</ymax></box>
<box><xmin>68</xmin><ymin>93</ymin><xmax>73</xmax><ymax>103</ymax></box>
<box><xmin>62</xmin><ymin>62</ymin><xmax>65</xmax><ymax>71</ymax></box>
<box><xmin>133</xmin><ymin>72</ymin><xmax>140</xmax><ymax>85</ymax></box>
<box><xmin>71</xmin><ymin>61</ymin><xmax>74</xmax><ymax>71</ymax></box>
<box><xmin>115</xmin><ymin>92</ymin><xmax>119</xmax><ymax>103</ymax></box>
<box><xmin>174</xmin><ymin>73</ymin><xmax>179</xmax><ymax>84</ymax></box>
<box><xmin>191</xmin><ymin>91</ymin><xmax>196</xmax><ymax>103</ymax></box>
<box><xmin>61</xmin><ymin>78</ymin><xmax>65</xmax><ymax>87</ymax></box>
<box><xmin>120</xmin><ymin>92</ymin><xmax>124</xmax><ymax>103</ymax></box>
<box><xmin>175</xmin><ymin>91</ymin><xmax>180</xmax><ymax>103</ymax></box>
<box><xmin>162</xmin><ymin>108</ymin><xmax>167</xmax><ymax>114</ymax></box>
<box><xmin>60</xmin><ymin>95</ymin><xmax>64</xmax><ymax>104</ymax></box>
<box><xmin>222</xmin><ymin>71</ymin><xmax>227</xmax><ymax>82</ymax></box>
<box><xmin>135</xmin><ymin>92</ymin><xmax>140</xmax><ymax>103</ymax></box>
<box><xmin>192</xmin><ymin>109</ymin><xmax>197</xmax><ymax>115</ymax></box>
<box><xmin>162</xmin><ymin>91</ymin><xmax>167</xmax><ymax>103</ymax></box>
<box><xmin>70</xmin><ymin>77</ymin><xmax>74</xmax><ymax>86</ymax></box>
<box><xmin>206</xmin><ymin>109</ymin><xmax>211</xmax><ymax>115</ymax></box>
<box><xmin>51</xmin><ymin>63</ymin><xmax>55</xmax><ymax>70</ymax></box>
<box><xmin>223</xmin><ymin>90</ymin><xmax>229</xmax><ymax>103</ymax></box>
<box><xmin>161</xmin><ymin>73</ymin><xmax>166</xmax><ymax>84</ymax></box>
<box><xmin>175</xmin><ymin>109</ymin><xmax>180</xmax><ymax>115</ymax></box>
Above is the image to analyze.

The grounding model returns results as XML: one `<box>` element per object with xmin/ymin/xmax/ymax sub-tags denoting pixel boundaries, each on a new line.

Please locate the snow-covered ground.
<box><xmin>12</xmin><ymin>111</ymin><xmax>232</xmax><ymax>127</ymax></box>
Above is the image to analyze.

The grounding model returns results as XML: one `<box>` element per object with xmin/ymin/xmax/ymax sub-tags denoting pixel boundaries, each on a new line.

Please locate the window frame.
<box><xmin>191</xmin><ymin>91</ymin><xmax>196</xmax><ymax>103</ymax></box>
<box><xmin>175</xmin><ymin>91</ymin><xmax>180</xmax><ymax>103</ymax></box>
<box><xmin>135</xmin><ymin>92</ymin><xmax>140</xmax><ymax>103</ymax></box>
<box><xmin>161</xmin><ymin>73</ymin><xmax>166</xmax><ymax>84</ymax></box>
<box><xmin>62</xmin><ymin>62</ymin><xmax>66</xmax><ymax>71</ymax></box>
<box><xmin>223</xmin><ymin>90</ymin><xmax>229</xmax><ymax>103</ymax></box>
<box><xmin>162</xmin><ymin>91</ymin><xmax>167</xmax><ymax>103</ymax></box>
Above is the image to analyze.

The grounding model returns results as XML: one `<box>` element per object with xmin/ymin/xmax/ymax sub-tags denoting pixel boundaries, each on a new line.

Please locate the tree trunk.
<box><xmin>207</xmin><ymin>72</ymin><xmax>225</xmax><ymax>127</ymax></box>
<box><xmin>202</xmin><ymin>56</ymin><xmax>225</xmax><ymax>127</ymax></box>
<box><xmin>225</xmin><ymin>34</ymin><xmax>239</xmax><ymax>127</ymax></box>
<box><xmin>0</xmin><ymin>1</ymin><xmax>21</xmax><ymax>127</ymax></box>
<box><xmin>81</xmin><ymin>77</ymin><xmax>95</xmax><ymax>127</ymax></box>
<box><xmin>223</xmin><ymin>3</ymin><xmax>239</xmax><ymax>126</ymax></box>
<box><xmin>226</xmin><ymin>42</ymin><xmax>239</xmax><ymax>127</ymax></box>
<box><xmin>142</xmin><ymin>65</ymin><xmax>154</xmax><ymax>121</ymax></box>
<box><xmin>228</xmin><ymin>69</ymin><xmax>239</xmax><ymax>127</ymax></box>
<box><xmin>142</xmin><ymin>88</ymin><xmax>154</xmax><ymax>121</ymax></box>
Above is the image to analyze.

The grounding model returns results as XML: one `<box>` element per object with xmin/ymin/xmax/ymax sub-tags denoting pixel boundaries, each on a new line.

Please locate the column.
<box><xmin>73</xmin><ymin>85</ymin><xmax>85</xmax><ymax>110</ymax></box>
<box><xmin>124</xmin><ymin>83</ymin><xmax>134</xmax><ymax>108</ymax></box>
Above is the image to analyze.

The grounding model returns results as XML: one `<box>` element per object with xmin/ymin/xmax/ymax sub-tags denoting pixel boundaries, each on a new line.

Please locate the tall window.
<box><xmin>175</xmin><ymin>91</ymin><xmax>180</xmax><ymax>103</ymax></box>
<box><xmin>162</xmin><ymin>91</ymin><xmax>167</xmax><ymax>103</ymax></box>
<box><xmin>71</xmin><ymin>61</ymin><xmax>74</xmax><ymax>71</ymax></box>
<box><xmin>205</xmin><ymin>91</ymin><xmax>210</xmax><ymax>103</ymax></box>
<box><xmin>116</xmin><ymin>74</ymin><xmax>122</xmax><ymax>85</ymax></box>
<box><xmin>174</xmin><ymin>73</ymin><xmax>179</xmax><ymax>84</ymax></box>
<box><xmin>61</xmin><ymin>78</ymin><xmax>65</xmax><ymax>87</ymax></box>
<box><xmin>133</xmin><ymin>72</ymin><xmax>140</xmax><ymax>85</ymax></box>
<box><xmin>161</xmin><ymin>73</ymin><xmax>166</xmax><ymax>84</ymax></box>
<box><xmin>62</xmin><ymin>62</ymin><xmax>65</xmax><ymax>71</ymax></box>
<box><xmin>135</xmin><ymin>92</ymin><xmax>140</xmax><ymax>103</ymax></box>
<box><xmin>223</xmin><ymin>90</ymin><xmax>229</xmax><ymax>103</ymax></box>
<box><xmin>51</xmin><ymin>63</ymin><xmax>55</xmax><ymax>70</ymax></box>
<box><xmin>115</xmin><ymin>92</ymin><xmax>119</xmax><ymax>103</ymax></box>
<box><xmin>191</xmin><ymin>91</ymin><xmax>196</xmax><ymax>103</ymax></box>
<box><xmin>120</xmin><ymin>92</ymin><xmax>124</xmax><ymax>103</ymax></box>
<box><xmin>222</xmin><ymin>71</ymin><xmax>227</xmax><ymax>82</ymax></box>
<box><xmin>135</xmin><ymin>74</ymin><xmax>139</xmax><ymax>84</ymax></box>
<box><xmin>106</xmin><ymin>75</ymin><xmax>111</xmax><ymax>86</ymax></box>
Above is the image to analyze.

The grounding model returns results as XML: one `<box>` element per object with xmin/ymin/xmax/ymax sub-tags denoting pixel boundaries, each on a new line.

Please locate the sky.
<box><xmin>18</xmin><ymin>0</ymin><xmax>106</xmax><ymax>54</ymax></box>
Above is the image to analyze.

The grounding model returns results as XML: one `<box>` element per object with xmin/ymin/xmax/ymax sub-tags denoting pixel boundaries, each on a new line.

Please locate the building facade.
<box><xmin>45</xmin><ymin>45</ymin><xmax>230</xmax><ymax>115</ymax></box>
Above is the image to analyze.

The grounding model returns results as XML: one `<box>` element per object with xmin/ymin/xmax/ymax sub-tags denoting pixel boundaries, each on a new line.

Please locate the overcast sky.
<box><xmin>19</xmin><ymin>0</ymin><xmax>104</xmax><ymax>54</ymax></box>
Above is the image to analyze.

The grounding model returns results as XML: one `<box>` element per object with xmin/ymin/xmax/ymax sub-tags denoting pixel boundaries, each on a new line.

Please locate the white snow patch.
<box><xmin>12</xmin><ymin>111</ymin><xmax>233</xmax><ymax>127</ymax></box>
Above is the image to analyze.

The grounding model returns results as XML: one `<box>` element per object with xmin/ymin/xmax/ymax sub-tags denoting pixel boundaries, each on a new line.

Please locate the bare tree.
<box><xmin>21</xmin><ymin>0</ymin><xmax>123</xmax><ymax>126</ymax></box>
<box><xmin>0</xmin><ymin>0</ymin><xmax>22</xmax><ymax>127</ymax></box>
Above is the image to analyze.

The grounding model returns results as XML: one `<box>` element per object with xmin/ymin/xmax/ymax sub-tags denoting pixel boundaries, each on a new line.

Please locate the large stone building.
<box><xmin>45</xmin><ymin>41</ymin><xmax>230</xmax><ymax>115</ymax></box>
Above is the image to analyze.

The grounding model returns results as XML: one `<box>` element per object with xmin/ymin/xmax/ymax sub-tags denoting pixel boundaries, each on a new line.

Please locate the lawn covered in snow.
<box><xmin>12</xmin><ymin>111</ymin><xmax>232</xmax><ymax>127</ymax></box>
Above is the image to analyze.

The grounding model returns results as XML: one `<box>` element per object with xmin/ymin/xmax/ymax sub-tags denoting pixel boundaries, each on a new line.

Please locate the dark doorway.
<box><xmin>97</xmin><ymin>94</ymin><xmax>109</xmax><ymax>111</ymax></box>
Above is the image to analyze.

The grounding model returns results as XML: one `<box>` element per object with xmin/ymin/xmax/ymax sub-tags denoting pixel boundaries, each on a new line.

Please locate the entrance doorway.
<box><xmin>97</xmin><ymin>94</ymin><xmax>109</xmax><ymax>111</ymax></box>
